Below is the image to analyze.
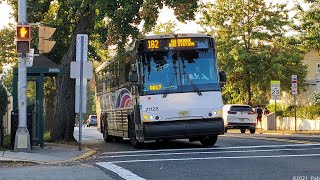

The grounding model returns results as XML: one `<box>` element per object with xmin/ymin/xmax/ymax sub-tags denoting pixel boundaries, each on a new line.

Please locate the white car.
<box><xmin>223</xmin><ymin>104</ymin><xmax>256</xmax><ymax>134</ymax></box>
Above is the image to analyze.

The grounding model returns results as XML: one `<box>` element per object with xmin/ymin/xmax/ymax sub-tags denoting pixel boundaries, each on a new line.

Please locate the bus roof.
<box><xmin>144</xmin><ymin>33</ymin><xmax>212</xmax><ymax>40</ymax></box>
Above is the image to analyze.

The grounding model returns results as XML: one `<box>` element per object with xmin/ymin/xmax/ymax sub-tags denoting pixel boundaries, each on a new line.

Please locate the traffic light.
<box><xmin>39</xmin><ymin>26</ymin><xmax>56</xmax><ymax>54</ymax></box>
<box><xmin>16</xmin><ymin>25</ymin><xmax>31</xmax><ymax>53</ymax></box>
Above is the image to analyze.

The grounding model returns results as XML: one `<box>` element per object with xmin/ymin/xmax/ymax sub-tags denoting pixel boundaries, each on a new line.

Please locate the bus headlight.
<box><xmin>207</xmin><ymin>109</ymin><xmax>222</xmax><ymax>118</ymax></box>
<box><xmin>142</xmin><ymin>113</ymin><xmax>161</xmax><ymax>121</ymax></box>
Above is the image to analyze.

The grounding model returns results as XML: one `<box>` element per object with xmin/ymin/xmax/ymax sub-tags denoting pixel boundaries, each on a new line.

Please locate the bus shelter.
<box><xmin>12</xmin><ymin>55</ymin><xmax>64</xmax><ymax>148</ymax></box>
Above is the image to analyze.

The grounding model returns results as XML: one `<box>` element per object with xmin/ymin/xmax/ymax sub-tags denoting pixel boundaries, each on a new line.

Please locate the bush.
<box><xmin>44</xmin><ymin>131</ymin><xmax>52</xmax><ymax>142</ymax></box>
<box><xmin>266</xmin><ymin>103</ymin><xmax>320</xmax><ymax>120</ymax></box>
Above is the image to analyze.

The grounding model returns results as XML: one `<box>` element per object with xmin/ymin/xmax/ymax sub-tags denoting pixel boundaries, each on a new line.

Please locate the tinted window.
<box><xmin>230</xmin><ymin>106</ymin><xmax>253</xmax><ymax>112</ymax></box>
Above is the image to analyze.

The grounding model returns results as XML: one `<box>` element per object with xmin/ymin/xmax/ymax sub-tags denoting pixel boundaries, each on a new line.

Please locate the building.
<box><xmin>281</xmin><ymin>49</ymin><xmax>320</xmax><ymax>106</ymax></box>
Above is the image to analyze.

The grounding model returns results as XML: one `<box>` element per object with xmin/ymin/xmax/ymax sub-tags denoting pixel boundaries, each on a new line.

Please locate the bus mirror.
<box><xmin>219</xmin><ymin>71</ymin><xmax>226</xmax><ymax>87</ymax></box>
<box><xmin>129</xmin><ymin>71</ymin><xmax>138</xmax><ymax>83</ymax></box>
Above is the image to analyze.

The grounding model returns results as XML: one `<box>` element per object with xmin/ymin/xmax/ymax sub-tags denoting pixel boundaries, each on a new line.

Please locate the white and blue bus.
<box><xmin>95</xmin><ymin>33</ymin><xmax>226</xmax><ymax>148</ymax></box>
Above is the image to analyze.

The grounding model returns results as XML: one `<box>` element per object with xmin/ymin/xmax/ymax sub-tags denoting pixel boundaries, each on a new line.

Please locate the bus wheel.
<box><xmin>250</xmin><ymin>128</ymin><xmax>256</xmax><ymax>134</ymax></box>
<box><xmin>129</xmin><ymin>120</ymin><xmax>144</xmax><ymax>149</ymax></box>
<box><xmin>200</xmin><ymin>135</ymin><xmax>218</xmax><ymax>147</ymax></box>
<box><xmin>103</xmin><ymin>125</ymin><xmax>113</xmax><ymax>142</ymax></box>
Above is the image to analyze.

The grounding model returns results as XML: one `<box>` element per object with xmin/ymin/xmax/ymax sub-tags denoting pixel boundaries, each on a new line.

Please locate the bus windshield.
<box><xmin>140</xmin><ymin>49</ymin><xmax>220</xmax><ymax>95</ymax></box>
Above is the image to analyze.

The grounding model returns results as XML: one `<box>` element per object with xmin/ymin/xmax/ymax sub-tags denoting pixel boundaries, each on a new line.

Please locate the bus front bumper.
<box><xmin>143</xmin><ymin>118</ymin><xmax>224</xmax><ymax>140</ymax></box>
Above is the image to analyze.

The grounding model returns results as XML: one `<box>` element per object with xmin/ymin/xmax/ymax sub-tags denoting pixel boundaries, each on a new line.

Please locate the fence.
<box><xmin>261</xmin><ymin>112</ymin><xmax>320</xmax><ymax>131</ymax></box>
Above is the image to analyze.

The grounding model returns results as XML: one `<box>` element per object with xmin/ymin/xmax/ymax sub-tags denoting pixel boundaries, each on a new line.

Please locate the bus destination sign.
<box><xmin>143</xmin><ymin>37</ymin><xmax>209</xmax><ymax>51</ymax></box>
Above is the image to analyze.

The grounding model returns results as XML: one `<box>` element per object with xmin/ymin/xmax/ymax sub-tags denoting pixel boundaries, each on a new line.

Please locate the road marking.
<box><xmin>104</xmin><ymin>153</ymin><xmax>320</xmax><ymax>164</ymax></box>
<box><xmin>102</xmin><ymin>143</ymin><xmax>320</xmax><ymax>155</ymax></box>
<box><xmin>100</xmin><ymin>147</ymin><xmax>320</xmax><ymax>158</ymax></box>
<box><xmin>96</xmin><ymin>162</ymin><xmax>146</xmax><ymax>180</ymax></box>
<box><xmin>226</xmin><ymin>134</ymin><xmax>318</xmax><ymax>144</ymax></box>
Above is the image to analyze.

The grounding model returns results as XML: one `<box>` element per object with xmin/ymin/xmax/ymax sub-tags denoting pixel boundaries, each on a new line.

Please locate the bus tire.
<box><xmin>129</xmin><ymin>119</ymin><xmax>144</xmax><ymax>149</ymax></box>
<box><xmin>103</xmin><ymin>123</ymin><xmax>113</xmax><ymax>142</ymax></box>
<box><xmin>250</xmin><ymin>128</ymin><xmax>256</xmax><ymax>134</ymax></box>
<box><xmin>200</xmin><ymin>135</ymin><xmax>218</xmax><ymax>147</ymax></box>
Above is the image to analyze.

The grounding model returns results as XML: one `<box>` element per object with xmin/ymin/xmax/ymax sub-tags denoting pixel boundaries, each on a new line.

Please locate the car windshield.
<box><xmin>140</xmin><ymin>49</ymin><xmax>220</xmax><ymax>95</ymax></box>
<box><xmin>230</xmin><ymin>106</ymin><xmax>254</xmax><ymax>112</ymax></box>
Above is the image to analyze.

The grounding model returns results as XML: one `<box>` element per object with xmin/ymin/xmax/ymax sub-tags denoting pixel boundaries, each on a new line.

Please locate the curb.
<box><xmin>45</xmin><ymin>146</ymin><xmax>97</xmax><ymax>165</ymax></box>
<box><xmin>0</xmin><ymin>146</ymin><xmax>97</xmax><ymax>165</ymax></box>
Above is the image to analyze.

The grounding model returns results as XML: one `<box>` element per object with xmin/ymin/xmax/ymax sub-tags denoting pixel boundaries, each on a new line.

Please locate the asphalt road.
<box><xmin>2</xmin><ymin>127</ymin><xmax>319</xmax><ymax>180</ymax></box>
<box><xmin>77</xmin><ymin>127</ymin><xmax>320</xmax><ymax>180</ymax></box>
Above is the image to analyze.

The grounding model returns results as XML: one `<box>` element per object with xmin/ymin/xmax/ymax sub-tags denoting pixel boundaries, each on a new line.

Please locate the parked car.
<box><xmin>86</xmin><ymin>115</ymin><xmax>97</xmax><ymax>127</ymax></box>
<box><xmin>223</xmin><ymin>104</ymin><xmax>256</xmax><ymax>134</ymax></box>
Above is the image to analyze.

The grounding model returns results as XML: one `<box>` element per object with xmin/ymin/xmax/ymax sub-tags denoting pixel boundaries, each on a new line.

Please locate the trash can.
<box><xmin>10</xmin><ymin>105</ymin><xmax>34</xmax><ymax>150</ymax></box>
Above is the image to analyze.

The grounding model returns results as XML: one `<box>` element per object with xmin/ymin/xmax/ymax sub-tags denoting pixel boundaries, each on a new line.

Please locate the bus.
<box><xmin>95</xmin><ymin>33</ymin><xmax>226</xmax><ymax>148</ymax></box>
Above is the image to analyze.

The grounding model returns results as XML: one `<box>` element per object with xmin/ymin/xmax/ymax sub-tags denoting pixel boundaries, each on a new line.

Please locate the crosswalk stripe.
<box><xmin>226</xmin><ymin>135</ymin><xmax>317</xmax><ymax>144</ymax></box>
<box><xmin>102</xmin><ymin>143</ymin><xmax>320</xmax><ymax>155</ymax></box>
<box><xmin>96</xmin><ymin>162</ymin><xmax>146</xmax><ymax>180</ymax></box>
<box><xmin>100</xmin><ymin>147</ymin><xmax>320</xmax><ymax>159</ymax></box>
<box><xmin>100</xmin><ymin>153</ymin><xmax>320</xmax><ymax>164</ymax></box>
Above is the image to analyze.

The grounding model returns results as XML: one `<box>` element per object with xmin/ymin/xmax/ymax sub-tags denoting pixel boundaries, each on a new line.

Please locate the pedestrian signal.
<box><xmin>16</xmin><ymin>25</ymin><xmax>31</xmax><ymax>53</ymax></box>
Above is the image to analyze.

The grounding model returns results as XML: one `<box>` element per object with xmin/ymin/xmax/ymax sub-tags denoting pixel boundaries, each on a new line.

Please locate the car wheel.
<box><xmin>129</xmin><ymin>119</ymin><xmax>144</xmax><ymax>149</ymax></box>
<box><xmin>200</xmin><ymin>135</ymin><xmax>218</xmax><ymax>147</ymax></box>
<box><xmin>250</xmin><ymin>128</ymin><xmax>256</xmax><ymax>134</ymax></box>
<box><xmin>240</xmin><ymin>129</ymin><xmax>246</xmax><ymax>133</ymax></box>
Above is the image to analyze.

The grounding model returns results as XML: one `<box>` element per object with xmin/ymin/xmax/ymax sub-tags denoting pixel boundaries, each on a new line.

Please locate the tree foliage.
<box><xmin>152</xmin><ymin>20</ymin><xmax>178</xmax><ymax>35</ymax></box>
<box><xmin>199</xmin><ymin>0</ymin><xmax>307</xmax><ymax>105</ymax></box>
<box><xmin>295</xmin><ymin>0</ymin><xmax>320</xmax><ymax>54</ymax></box>
<box><xmin>5</xmin><ymin>0</ymin><xmax>199</xmax><ymax>141</ymax></box>
<box><xmin>0</xmin><ymin>25</ymin><xmax>16</xmax><ymax>74</ymax></box>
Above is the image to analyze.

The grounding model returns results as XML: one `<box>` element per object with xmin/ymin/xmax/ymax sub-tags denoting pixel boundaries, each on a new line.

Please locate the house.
<box><xmin>281</xmin><ymin>49</ymin><xmax>320</xmax><ymax>106</ymax></box>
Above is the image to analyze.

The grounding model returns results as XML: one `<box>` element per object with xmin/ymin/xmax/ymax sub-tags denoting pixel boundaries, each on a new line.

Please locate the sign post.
<box><xmin>271</xmin><ymin>80</ymin><xmax>281</xmax><ymax>130</ymax></box>
<box><xmin>70</xmin><ymin>34</ymin><xmax>92</xmax><ymax>151</ymax></box>
<box><xmin>292</xmin><ymin>75</ymin><xmax>298</xmax><ymax>132</ymax></box>
<box><xmin>14</xmin><ymin>0</ymin><xmax>31</xmax><ymax>152</ymax></box>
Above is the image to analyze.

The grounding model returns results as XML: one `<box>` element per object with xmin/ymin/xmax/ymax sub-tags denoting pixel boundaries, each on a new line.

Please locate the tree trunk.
<box><xmin>246</xmin><ymin>81</ymin><xmax>252</xmax><ymax>106</ymax></box>
<box><xmin>52</xmin><ymin>0</ymin><xmax>97</xmax><ymax>141</ymax></box>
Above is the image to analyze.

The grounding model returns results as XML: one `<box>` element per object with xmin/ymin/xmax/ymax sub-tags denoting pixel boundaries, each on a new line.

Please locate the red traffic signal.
<box><xmin>16</xmin><ymin>25</ymin><xmax>31</xmax><ymax>53</ymax></box>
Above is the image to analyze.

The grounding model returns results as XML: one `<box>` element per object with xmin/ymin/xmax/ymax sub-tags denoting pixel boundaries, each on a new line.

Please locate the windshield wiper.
<box><xmin>162</xmin><ymin>73</ymin><xmax>176</xmax><ymax>98</ymax></box>
<box><xmin>184</xmin><ymin>72</ymin><xmax>202</xmax><ymax>96</ymax></box>
<box><xmin>163</xmin><ymin>66</ymin><xmax>177</xmax><ymax>98</ymax></box>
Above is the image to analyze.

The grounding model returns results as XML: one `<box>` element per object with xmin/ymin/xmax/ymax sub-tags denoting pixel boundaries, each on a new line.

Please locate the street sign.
<box><xmin>76</xmin><ymin>34</ymin><xmax>88</xmax><ymax>62</ymax></box>
<box><xmin>26</xmin><ymin>48</ymin><xmax>34</xmax><ymax>67</ymax></box>
<box><xmin>70</xmin><ymin>61</ymin><xmax>93</xmax><ymax>79</ymax></box>
<box><xmin>271</xmin><ymin>80</ymin><xmax>281</xmax><ymax>100</ymax></box>
<box><xmin>292</xmin><ymin>75</ymin><xmax>298</xmax><ymax>95</ymax></box>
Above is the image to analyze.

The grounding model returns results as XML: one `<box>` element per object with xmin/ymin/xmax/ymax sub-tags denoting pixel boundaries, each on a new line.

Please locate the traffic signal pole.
<box><xmin>14</xmin><ymin>0</ymin><xmax>31</xmax><ymax>151</ymax></box>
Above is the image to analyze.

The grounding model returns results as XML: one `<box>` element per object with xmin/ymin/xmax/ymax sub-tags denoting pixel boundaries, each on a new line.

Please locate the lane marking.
<box><xmin>100</xmin><ymin>147</ymin><xmax>320</xmax><ymax>158</ymax></box>
<box><xmin>97</xmin><ymin>162</ymin><xmax>146</xmax><ymax>180</ymax></box>
<box><xmin>102</xmin><ymin>143</ymin><xmax>320</xmax><ymax>155</ymax></box>
<box><xmin>103</xmin><ymin>153</ymin><xmax>320</xmax><ymax>164</ymax></box>
<box><xmin>226</xmin><ymin>135</ymin><xmax>318</xmax><ymax>144</ymax></box>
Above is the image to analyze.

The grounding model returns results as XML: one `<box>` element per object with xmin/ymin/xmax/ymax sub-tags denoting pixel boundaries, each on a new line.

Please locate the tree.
<box><xmin>0</xmin><ymin>83</ymin><xmax>8</xmax><ymax>147</ymax></box>
<box><xmin>295</xmin><ymin>0</ymin><xmax>320</xmax><ymax>54</ymax></box>
<box><xmin>0</xmin><ymin>25</ymin><xmax>16</xmax><ymax>75</ymax></box>
<box><xmin>5</xmin><ymin>0</ymin><xmax>199</xmax><ymax>141</ymax></box>
<box><xmin>152</xmin><ymin>20</ymin><xmax>178</xmax><ymax>35</ymax></box>
<box><xmin>199</xmin><ymin>0</ymin><xmax>307</xmax><ymax>105</ymax></box>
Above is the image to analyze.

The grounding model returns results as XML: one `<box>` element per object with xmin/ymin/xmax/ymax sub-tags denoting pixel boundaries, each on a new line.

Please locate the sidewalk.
<box><xmin>0</xmin><ymin>142</ymin><xmax>96</xmax><ymax>165</ymax></box>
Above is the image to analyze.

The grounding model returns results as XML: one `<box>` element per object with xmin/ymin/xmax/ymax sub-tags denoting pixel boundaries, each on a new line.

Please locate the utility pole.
<box><xmin>14</xmin><ymin>0</ymin><xmax>31</xmax><ymax>151</ymax></box>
